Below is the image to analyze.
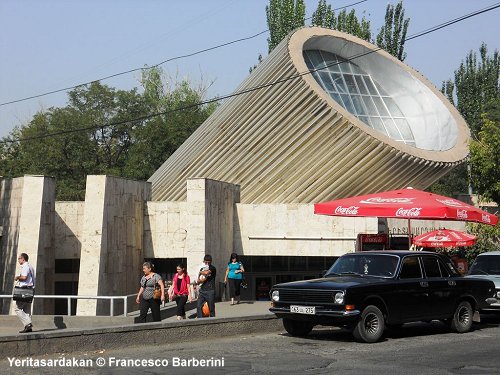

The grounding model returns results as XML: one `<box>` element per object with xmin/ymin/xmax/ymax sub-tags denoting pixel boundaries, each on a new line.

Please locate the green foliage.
<box><xmin>266</xmin><ymin>0</ymin><xmax>410</xmax><ymax>59</ymax></box>
<box><xmin>434</xmin><ymin>44</ymin><xmax>499</xmax><ymax>196</ymax></box>
<box><xmin>375</xmin><ymin>1</ymin><xmax>409</xmax><ymax>61</ymax></box>
<box><xmin>469</xmin><ymin>100</ymin><xmax>500</xmax><ymax>206</ymax></box>
<box><xmin>0</xmin><ymin>68</ymin><xmax>216</xmax><ymax>200</ymax></box>
<box><xmin>428</xmin><ymin>164</ymin><xmax>469</xmax><ymax>198</ymax></box>
<box><xmin>312</xmin><ymin>0</ymin><xmax>371</xmax><ymax>41</ymax></box>
<box><xmin>249</xmin><ymin>54</ymin><xmax>263</xmax><ymax>74</ymax></box>
<box><xmin>464</xmin><ymin>222</ymin><xmax>500</xmax><ymax>264</ymax></box>
<box><xmin>441</xmin><ymin>44</ymin><xmax>499</xmax><ymax>137</ymax></box>
<box><xmin>266</xmin><ymin>0</ymin><xmax>305</xmax><ymax>53</ymax></box>
<box><xmin>126</xmin><ymin>69</ymin><xmax>217</xmax><ymax>180</ymax></box>
<box><xmin>311</xmin><ymin>0</ymin><xmax>336</xmax><ymax>29</ymax></box>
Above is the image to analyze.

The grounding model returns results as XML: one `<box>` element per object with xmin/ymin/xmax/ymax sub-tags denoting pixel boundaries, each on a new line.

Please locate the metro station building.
<box><xmin>0</xmin><ymin>28</ymin><xmax>470</xmax><ymax>315</ymax></box>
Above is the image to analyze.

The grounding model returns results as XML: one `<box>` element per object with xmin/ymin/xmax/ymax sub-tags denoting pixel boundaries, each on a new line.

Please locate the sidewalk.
<box><xmin>0</xmin><ymin>301</ymin><xmax>279</xmax><ymax>357</ymax></box>
<box><xmin>0</xmin><ymin>300</ymin><xmax>273</xmax><ymax>336</ymax></box>
<box><xmin>163</xmin><ymin>300</ymin><xmax>270</xmax><ymax>322</ymax></box>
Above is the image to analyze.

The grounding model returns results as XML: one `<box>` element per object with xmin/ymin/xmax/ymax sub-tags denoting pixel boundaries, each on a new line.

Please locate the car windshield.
<box><xmin>325</xmin><ymin>254</ymin><xmax>399</xmax><ymax>278</ymax></box>
<box><xmin>469</xmin><ymin>255</ymin><xmax>500</xmax><ymax>276</ymax></box>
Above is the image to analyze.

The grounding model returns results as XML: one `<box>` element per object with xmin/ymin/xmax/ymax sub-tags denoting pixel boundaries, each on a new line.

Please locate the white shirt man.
<box><xmin>14</xmin><ymin>253</ymin><xmax>35</xmax><ymax>333</ymax></box>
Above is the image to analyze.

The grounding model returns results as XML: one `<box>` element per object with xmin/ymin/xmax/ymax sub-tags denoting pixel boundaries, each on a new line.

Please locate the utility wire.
<box><xmin>1</xmin><ymin>2</ymin><xmax>498</xmax><ymax>145</ymax></box>
<box><xmin>0</xmin><ymin>0</ymin><xmax>368</xmax><ymax>107</ymax></box>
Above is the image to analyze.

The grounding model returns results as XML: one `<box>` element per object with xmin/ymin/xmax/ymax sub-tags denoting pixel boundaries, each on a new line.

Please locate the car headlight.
<box><xmin>271</xmin><ymin>290</ymin><xmax>279</xmax><ymax>302</ymax></box>
<box><xmin>334</xmin><ymin>292</ymin><xmax>345</xmax><ymax>304</ymax></box>
<box><xmin>496</xmin><ymin>291</ymin><xmax>500</xmax><ymax>299</ymax></box>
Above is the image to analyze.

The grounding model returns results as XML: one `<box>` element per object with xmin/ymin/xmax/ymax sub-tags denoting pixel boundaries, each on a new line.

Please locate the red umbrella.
<box><xmin>412</xmin><ymin>229</ymin><xmax>477</xmax><ymax>248</ymax></box>
<box><xmin>314</xmin><ymin>187</ymin><xmax>498</xmax><ymax>226</ymax></box>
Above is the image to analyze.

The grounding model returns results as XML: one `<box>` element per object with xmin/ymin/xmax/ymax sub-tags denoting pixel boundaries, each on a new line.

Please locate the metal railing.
<box><xmin>0</xmin><ymin>293</ymin><xmax>138</xmax><ymax>317</ymax></box>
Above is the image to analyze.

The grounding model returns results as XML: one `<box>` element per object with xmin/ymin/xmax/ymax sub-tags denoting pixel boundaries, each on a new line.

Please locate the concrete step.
<box><xmin>0</xmin><ymin>301</ymin><xmax>191</xmax><ymax>331</ymax></box>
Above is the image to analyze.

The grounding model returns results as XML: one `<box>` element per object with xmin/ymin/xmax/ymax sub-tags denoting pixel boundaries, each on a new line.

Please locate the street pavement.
<box><xmin>0</xmin><ymin>300</ymin><xmax>273</xmax><ymax>336</ymax></box>
<box><xmin>2</xmin><ymin>314</ymin><xmax>500</xmax><ymax>374</ymax></box>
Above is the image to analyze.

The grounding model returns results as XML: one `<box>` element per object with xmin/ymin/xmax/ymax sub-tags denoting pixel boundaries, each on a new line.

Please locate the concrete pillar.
<box><xmin>77</xmin><ymin>176</ymin><xmax>151</xmax><ymax>316</ymax></box>
<box><xmin>185</xmin><ymin>178</ymin><xmax>240</xmax><ymax>296</ymax></box>
<box><xmin>7</xmin><ymin>176</ymin><xmax>55</xmax><ymax>315</ymax></box>
<box><xmin>0</xmin><ymin>177</ymin><xmax>24</xmax><ymax>314</ymax></box>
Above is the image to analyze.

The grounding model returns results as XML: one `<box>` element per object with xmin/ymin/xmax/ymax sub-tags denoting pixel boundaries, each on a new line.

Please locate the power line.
<box><xmin>1</xmin><ymin>2</ymin><xmax>498</xmax><ymax>146</ymax></box>
<box><xmin>0</xmin><ymin>0</ymin><xmax>368</xmax><ymax>107</ymax></box>
<box><xmin>405</xmin><ymin>2</ymin><xmax>500</xmax><ymax>41</ymax></box>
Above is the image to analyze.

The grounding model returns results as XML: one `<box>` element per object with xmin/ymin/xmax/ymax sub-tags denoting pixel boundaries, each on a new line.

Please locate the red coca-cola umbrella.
<box><xmin>412</xmin><ymin>229</ymin><xmax>477</xmax><ymax>248</ymax></box>
<box><xmin>314</xmin><ymin>187</ymin><xmax>498</xmax><ymax>225</ymax></box>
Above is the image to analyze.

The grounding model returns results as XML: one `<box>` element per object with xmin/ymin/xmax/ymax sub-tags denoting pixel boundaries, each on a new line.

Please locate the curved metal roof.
<box><xmin>149</xmin><ymin>27</ymin><xmax>470</xmax><ymax>203</ymax></box>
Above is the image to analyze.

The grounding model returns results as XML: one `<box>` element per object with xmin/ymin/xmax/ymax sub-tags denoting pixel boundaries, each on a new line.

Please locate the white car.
<box><xmin>468</xmin><ymin>251</ymin><xmax>500</xmax><ymax>312</ymax></box>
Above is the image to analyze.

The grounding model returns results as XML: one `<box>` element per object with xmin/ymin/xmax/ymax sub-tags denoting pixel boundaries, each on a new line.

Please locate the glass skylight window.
<box><xmin>304</xmin><ymin>50</ymin><xmax>415</xmax><ymax>146</ymax></box>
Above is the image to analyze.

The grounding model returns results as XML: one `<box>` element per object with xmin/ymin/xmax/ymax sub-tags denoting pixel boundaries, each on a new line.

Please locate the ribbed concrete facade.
<box><xmin>149</xmin><ymin>27</ymin><xmax>470</xmax><ymax>203</ymax></box>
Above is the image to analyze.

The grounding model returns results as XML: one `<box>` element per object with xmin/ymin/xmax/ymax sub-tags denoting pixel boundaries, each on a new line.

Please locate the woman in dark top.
<box><xmin>170</xmin><ymin>264</ymin><xmax>192</xmax><ymax>320</ymax></box>
<box><xmin>135</xmin><ymin>262</ymin><xmax>165</xmax><ymax>323</ymax></box>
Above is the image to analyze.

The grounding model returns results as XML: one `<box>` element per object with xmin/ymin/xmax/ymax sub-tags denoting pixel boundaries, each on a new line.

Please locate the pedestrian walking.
<box><xmin>224</xmin><ymin>253</ymin><xmax>245</xmax><ymax>305</ymax></box>
<box><xmin>14</xmin><ymin>253</ymin><xmax>36</xmax><ymax>333</ymax></box>
<box><xmin>197</xmin><ymin>254</ymin><xmax>216</xmax><ymax>318</ymax></box>
<box><xmin>170</xmin><ymin>264</ymin><xmax>192</xmax><ymax>320</ymax></box>
<box><xmin>135</xmin><ymin>262</ymin><xmax>165</xmax><ymax>323</ymax></box>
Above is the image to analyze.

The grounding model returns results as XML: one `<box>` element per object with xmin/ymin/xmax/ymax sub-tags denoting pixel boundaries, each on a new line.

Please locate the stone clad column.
<box><xmin>185</xmin><ymin>178</ymin><xmax>240</xmax><ymax>298</ymax></box>
<box><xmin>77</xmin><ymin>176</ymin><xmax>151</xmax><ymax>316</ymax></box>
<box><xmin>9</xmin><ymin>176</ymin><xmax>55</xmax><ymax>315</ymax></box>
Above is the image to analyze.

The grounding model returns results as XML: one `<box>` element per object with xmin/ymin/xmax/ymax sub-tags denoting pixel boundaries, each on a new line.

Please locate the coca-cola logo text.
<box><xmin>436</xmin><ymin>198</ymin><xmax>465</xmax><ymax>208</ymax></box>
<box><xmin>335</xmin><ymin>206</ymin><xmax>359</xmax><ymax>215</ymax></box>
<box><xmin>457</xmin><ymin>210</ymin><xmax>468</xmax><ymax>219</ymax></box>
<box><xmin>360</xmin><ymin>197</ymin><xmax>414</xmax><ymax>204</ymax></box>
<box><xmin>482</xmin><ymin>214</ymin><xmax>491</xmax><ymax>223</ymax></box>
<box><xmin>395</xmin><ymin>207</ymin><xmax>422</xmax><ymax>217</ymax></box>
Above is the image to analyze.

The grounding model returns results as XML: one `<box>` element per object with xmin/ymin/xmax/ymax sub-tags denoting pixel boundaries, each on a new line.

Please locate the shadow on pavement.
<box><xmin>280</xmin><ymin>315</ymin><xmax>500</xmax><ymax>343</ymax></box>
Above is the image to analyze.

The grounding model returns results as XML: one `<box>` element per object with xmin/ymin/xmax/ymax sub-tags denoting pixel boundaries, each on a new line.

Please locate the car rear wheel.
<box><xmin>450</xmin><ymin>301</ymin><xmax>473</xmax><ymax>333</ymax></box>
<box><xmin>352</xmin><ymin>305</ymin><xmax>385</xmax><ymax>343</ymax></box>
<box><xmin>282</xmin><ymin>318</ymin><xmax>313</xmax><ymax>337</ymax></box>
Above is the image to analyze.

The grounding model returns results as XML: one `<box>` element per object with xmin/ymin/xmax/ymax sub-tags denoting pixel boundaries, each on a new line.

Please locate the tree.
<box><xmin>0</xmin><ymin>70</ymin><xmax>216</xmax><ymax>200</ymax></box>
<box><xmin>125</xmin><ymin>69</ymin><xmax>217</xmax><ymax>180</ymax></box>
<box><xmin>249</xmin><ymin>54</ymin><xmax>263</xmax><ymax>74</ymax></box>
<box><xmin>375</xmin><ymin>1</ymin><xmax>409</xmax><ymax>61</ymax></box>
<box><xmin>266</xmin><ymin>0</ymin><xmax>305</xmax><ymax>53</ymax></box>
<box><xmin>433</xmin><ymin>43</ymin><xmax>499</xmax><ymax>197</ymax></box>
<box><xmin>0</xmin><ymin>83</ymin><xmax>148</xmax><ymax>200</ymax></box>
<box><xmin>469</xmin><ymin>100</ymin><xmax>500</xmax><ymax>206</ymax></box>
<box><xmin>312</xmin><ymin>0</ymin><xmax>371</xmax><ymax>41</ymax></box>
<box><xmin>442</xmin><ymin>43</ymin><xmax>499</xmax><ymax>137</ymax></box>
<box><xmin>426</xmin><ymin>164</ymin><xmax>469</xmax><ymax>198</ymax></box>
<box><xmin>464</xmin><ymin>223</ymin><xmax>500</xmax><ymax>264</ymax></box>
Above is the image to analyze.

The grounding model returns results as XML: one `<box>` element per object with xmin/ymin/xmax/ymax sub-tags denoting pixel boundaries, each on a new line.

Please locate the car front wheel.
<box><xmin>450</xmin><ymin>301</ymin><xmax>473</xmax><ymax>333</ymax></box>
<box><xmin>352</xmin><ymin>305</ymin><xmax>385</xmax><ymax>343</ymax></box>
<box><xmin>282</xmin><ymin>318</ymin><xmax>313</xmax><ymax>337</ymax></box>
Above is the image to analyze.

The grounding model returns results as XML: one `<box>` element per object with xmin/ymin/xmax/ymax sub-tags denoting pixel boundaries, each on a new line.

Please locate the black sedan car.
<box><xmin>270</xmin><ymin>251</ymin><xmax>496</xmax><ymax>343</ymax></box>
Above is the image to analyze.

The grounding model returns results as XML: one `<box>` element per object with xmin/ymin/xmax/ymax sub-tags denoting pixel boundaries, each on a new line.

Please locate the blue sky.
<box><xmin>0</xmin><ymin>0</ymin><xmax>498</xmax><ymax>138</ymax></box>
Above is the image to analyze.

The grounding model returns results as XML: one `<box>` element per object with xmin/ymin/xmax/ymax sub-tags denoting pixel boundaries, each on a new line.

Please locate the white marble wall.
<box><xmin>54</xmin><ymin>202</ymin><xmax>85</xmax><ymax>259</ymax></box>
<box><xmin>144</xmin><ymin>201</ymin><xmax>188</xmax><ymax>259</ymax></box>
<box><xmin>234</xmin><ymin>203</ymin><xmax>378</xmax><ymax>257</ymax></box>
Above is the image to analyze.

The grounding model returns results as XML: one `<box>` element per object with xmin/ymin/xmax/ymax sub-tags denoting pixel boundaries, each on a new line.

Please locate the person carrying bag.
<box><xmin>135</xmin><ymin>262</ymin><xmax>165</xmax><ymax>323</ymax></box>
<box><xmin>13</xmin><ymin>253</ymin><xmax>36</xmax><ymax>333</ymax></box>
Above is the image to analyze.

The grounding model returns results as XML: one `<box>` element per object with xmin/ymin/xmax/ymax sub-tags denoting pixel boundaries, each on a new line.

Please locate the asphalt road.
<box><xmin>3</xmin><ymin>314</ymin><xmax>500</xmax><ymax>375</ymax></box>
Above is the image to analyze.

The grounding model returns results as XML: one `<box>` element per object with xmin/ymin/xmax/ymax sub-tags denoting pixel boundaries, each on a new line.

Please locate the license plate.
<box><xmin>290</xmin><ymin>305</ymin><xmax>315</xmax><ymax>315</ymax></box>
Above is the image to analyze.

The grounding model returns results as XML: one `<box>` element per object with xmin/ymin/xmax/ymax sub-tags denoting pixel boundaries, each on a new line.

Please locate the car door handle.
<box><xmin>448</xmin><ymin>280</ymin><xmax>456</xmax><ymax>286</ymax></box>
<box><xmin>420</xmin><ymin>281</ymin><xmax>429</xmax><ymax>287</ymax></box>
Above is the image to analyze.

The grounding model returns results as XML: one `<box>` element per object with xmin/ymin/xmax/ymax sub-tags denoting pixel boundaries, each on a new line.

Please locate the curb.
<box><xmin>0</xmin><ymin>314</ymin><xmax>282</xmax><ymax>357</ymax></box>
